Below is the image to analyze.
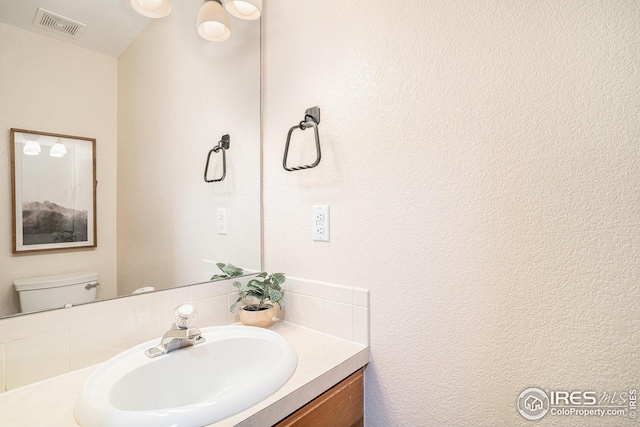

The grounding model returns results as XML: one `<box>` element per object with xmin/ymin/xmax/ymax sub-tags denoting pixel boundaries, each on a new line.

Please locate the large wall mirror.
<box><xmin>0</xmin><ymin>0</ymin><xmax>261</xmax><ymax>318</ymax></box>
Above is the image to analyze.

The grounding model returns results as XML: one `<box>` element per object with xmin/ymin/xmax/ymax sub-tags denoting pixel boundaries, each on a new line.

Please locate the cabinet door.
<box><xmin>274</xmin><ymin>369</ymin><xmax>364</xmax><ymax>427</ymax></box>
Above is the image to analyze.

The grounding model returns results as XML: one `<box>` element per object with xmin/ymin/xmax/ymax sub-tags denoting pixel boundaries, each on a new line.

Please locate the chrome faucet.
<box><xmin>145</xmin><ymin>303</ymin><xmax>205</xmax><ymax>358</ymax></box>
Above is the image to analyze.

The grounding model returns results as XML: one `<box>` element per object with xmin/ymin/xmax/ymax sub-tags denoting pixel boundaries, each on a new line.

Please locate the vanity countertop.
<box><xmin>0</xmin><ymin>321</ymin><xmax>369</xmax><ymax>427</ymax></box>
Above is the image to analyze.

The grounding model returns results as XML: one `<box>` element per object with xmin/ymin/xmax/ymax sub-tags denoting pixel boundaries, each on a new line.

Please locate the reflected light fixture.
<box><xmin>50</xmin><ymin>138</ymin><xmax>67</xmax><ymax>157</ymax></box>
<box><xmin>130</xmin><ymin>0</ymin><xmax>258</xmax><ymax>41</ymax></box>
<box><xmin>22</xmin><ymin>134</ymin><xmax>41</xmax><ymax>156</ymax></box>
<box><xmin>23</xmin><ymin>141</ymin><xmax>41</xmax><ymax>156</ymax></box>
<box><xmin>223</xmin><ymin>0</ymin><xmax>262</xmax><ymax>21</ymax></box>
<box><xmin>197</xmin><ymin>0</ymin><xmax>231</xmax><ymax>42</ymax></box>
<box><xmin>130</xmin><ymin>0</ymin><xmax>171</xmax><ymax>18</ymax></box>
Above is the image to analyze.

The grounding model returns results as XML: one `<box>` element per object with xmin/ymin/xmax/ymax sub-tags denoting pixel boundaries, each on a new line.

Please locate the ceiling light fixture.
<box><xmin>197</xmin><ymin>0</ymin><xmax>231</xmax><ymax>42</ymax></box>
<box><xmin>223</xmin><ymin>0</ymin><xmax>262</xmax><ymax>21</ymax></box>
<box><xmin>130</xmin><ymin>0</ymin><xmax>172</xmax><ymax>18</ymax></box>
<box><xmin>131</xmin><ymin>0</ymin><xmax>257</xmax><ymax>41</ymax></box>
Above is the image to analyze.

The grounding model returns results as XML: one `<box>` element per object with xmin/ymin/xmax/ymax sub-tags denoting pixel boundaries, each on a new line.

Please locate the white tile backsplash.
<box><xmin>70</xmin><ymin>318</ymin><xmax>122</xmax><ymax>371</ymax></box>
<box><xmin>5</xmin><ymin>330</ymin><xmax>69</xmax><ymax>389</ymax></box>
<box><xmin>280</xmin><ymin>277</ymin><xmax>369</xmax><ymax>345</ymax></box>
<box><xmin>120</xmin><ymin>309</ymin><xmax>164</xmax><ymax>349</ymax></box>
<box><xmin>0</xmin><ymin>308</ymin><xmax>68</xmax><ymax>343</ymax></box>
<box><xmin>0</xmin><ymin>275</ymin><xmax>369</xmax><ymax>392</ymax></box>
<box><xmin>353</xmin><ymin>288</ymin><xmax>370</xmax><ymax>307</ymax></box>
<box><xmin>353</xmin><ymin>306</ymin><xmax>370</xmax><ymax>346</ymax></box>
<box><xmin>285</xmin><ymin>293</ymin><xmax>325</xmax><ymax>331</ymax></box>
<box><xmin>69</xmin><ymin>297</ymin><xmax>134</xmax><ymax>327</ymax></box>
<box><xmin>284</xmin><ymin>277</ymin><xmax>316</xmax><ymax>296</ymax></box>
<box><xmin>313</xmin><ymin>281</ymin><xmax>353</xmax><ymax>305</ymax></box>
<box><xmin>323</xmin><ymin>300</ymin><xmax>353</xmax><ymax>341</ymax></box>
<box><xmin>197</xmin><ymin>296</ymin><xmax>229</xmax><ymax>327</ymax></box>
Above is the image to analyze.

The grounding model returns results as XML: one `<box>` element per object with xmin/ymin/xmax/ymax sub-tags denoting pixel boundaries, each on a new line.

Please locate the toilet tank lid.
<box><xmin>14</xmin><ymin>271</ymin><xmax>100</xmax><ymax>292</ymax></box>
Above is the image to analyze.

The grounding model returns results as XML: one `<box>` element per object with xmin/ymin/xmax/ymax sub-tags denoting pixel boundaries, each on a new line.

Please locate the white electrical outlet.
<box><xmin>217</xmin><ymin>208</ymin><xmax>227</xmax><ymax>235</ymax></box>
<box><xmin>313</xmin><ymin>205</ymin><xmax>329</xmax><ymax>241</ymax></box>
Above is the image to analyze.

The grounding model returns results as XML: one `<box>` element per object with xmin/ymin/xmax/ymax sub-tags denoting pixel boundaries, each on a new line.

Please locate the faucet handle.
<box><xmin>174</xmin><ymin>303</ymin><xmax>196</xmax><ymax>329</ymax></box>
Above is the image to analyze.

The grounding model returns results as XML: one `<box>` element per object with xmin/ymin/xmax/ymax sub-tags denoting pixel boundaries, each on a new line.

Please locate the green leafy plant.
<box><xmin>210</xmin><ymin>262</ymin><xmax>244</xmax><ymax>283</ymax></box>
<box><xmin>230</xmin><ymin>271</ymin><xmax>285</xmax><ymax>312</ymax></box>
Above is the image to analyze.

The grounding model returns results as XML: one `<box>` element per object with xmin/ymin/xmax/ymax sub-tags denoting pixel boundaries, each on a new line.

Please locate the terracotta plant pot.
<box><xmin>238</xmin><ymin>304</ymin><xmax>274</xmax><ymax>328</ymax></box>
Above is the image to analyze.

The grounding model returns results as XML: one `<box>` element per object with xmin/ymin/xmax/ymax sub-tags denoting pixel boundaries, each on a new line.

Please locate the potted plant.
<box><xmin>210</xmin><ymin>262</ymin><xmax>245</xmax><ymax>282</ymax></box>
<box><xmin>230</xmin><ymin>271</ymin><xmax>285</xmax><ymax>328</ymax></box>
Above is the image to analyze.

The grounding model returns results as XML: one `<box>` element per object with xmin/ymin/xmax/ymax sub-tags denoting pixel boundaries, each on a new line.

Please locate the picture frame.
<box><xmin>10</xmin><ymin>128</ymin><xmax>97</xmax><ymax>253</ymax></box>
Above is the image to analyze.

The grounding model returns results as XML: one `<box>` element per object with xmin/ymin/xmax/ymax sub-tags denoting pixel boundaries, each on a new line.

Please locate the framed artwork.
<box><xmin>10</xmin><ymin>128</ymin><xmax>97</xmax><ymax>253</ymax></box>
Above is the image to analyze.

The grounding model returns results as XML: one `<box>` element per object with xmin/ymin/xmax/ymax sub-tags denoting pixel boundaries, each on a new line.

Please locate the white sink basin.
<box><xmin>75</xmin><ymin>325</ymin><xmax>297</xmax><ymax>427</ymax></box>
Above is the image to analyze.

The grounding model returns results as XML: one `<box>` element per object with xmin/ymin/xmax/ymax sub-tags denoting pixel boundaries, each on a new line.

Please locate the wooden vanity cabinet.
<box><xmin>274</xmin><ymin>368</ymin><xmax>364</xmax><ymax>427</ymax></box>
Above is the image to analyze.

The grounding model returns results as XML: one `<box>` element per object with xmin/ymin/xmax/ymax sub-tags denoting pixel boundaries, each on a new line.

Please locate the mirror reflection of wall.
<box><xmin>0</xmin><ymin>0</ymin><xmax>261</xmax><ymax>318</ymax></box>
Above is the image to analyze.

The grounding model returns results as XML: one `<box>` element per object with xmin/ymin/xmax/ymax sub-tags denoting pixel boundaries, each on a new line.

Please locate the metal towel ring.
<box><xmin>204</xmin><ymin>134</ymin><xmax>230</xmax><ymax>183</ymax></box>
<box><xmin>283</xmin><ymin>106</ymin><xmax>321</xmax><ymax>172</ymax></box>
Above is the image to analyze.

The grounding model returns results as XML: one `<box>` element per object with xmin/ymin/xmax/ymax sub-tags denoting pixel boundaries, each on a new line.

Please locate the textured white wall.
<box><xmin>262</xmin><ymin>1</ymin><xmax>640</xmax><ymax>426</ymax></box>
<box><xmin>0</xmin><ymin>23</ymin><xmax>118</xmax><ymax>315</ymax></box>
<box><xmin>117</xmin><ymin>1</ymin><xmax>261</xmax><ymax>294</ymax></box>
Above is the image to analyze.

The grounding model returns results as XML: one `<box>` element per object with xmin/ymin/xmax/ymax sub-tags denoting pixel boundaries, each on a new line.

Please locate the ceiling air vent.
<box><xmin>32</xmin><ymin>8</ymin><xmax>87</xmax><ymax>39</ymax></box>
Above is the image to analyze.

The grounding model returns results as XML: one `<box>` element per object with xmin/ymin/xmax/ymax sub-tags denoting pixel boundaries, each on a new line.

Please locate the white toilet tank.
<box><xmin>14</xmin><ymin>271</ymin><xmax>100</xmax><ymax>313</ymax></box>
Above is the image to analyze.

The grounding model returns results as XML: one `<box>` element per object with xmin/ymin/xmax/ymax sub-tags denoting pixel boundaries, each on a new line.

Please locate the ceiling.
<box><xmin>0</xmin><ymin>0</ymin><xmax>150</xmax><ymax>57</ymax></box>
